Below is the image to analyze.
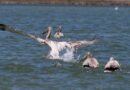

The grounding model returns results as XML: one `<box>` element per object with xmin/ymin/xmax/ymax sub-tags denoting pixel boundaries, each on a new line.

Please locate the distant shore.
<box><xmin>0</xmin><ymin>0</ymin><xmax>130</xmax><ymax>6</ymax></box>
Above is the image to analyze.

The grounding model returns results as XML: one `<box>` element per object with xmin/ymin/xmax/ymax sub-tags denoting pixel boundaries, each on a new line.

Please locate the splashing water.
<box><xmin>46</xmin><ymin>40</ymin><xmax>77</xmax><ymax>62</ymax></box>
<box><xmin>37</xmin><ymin>38</ymin><xmax>97</xmax><ymax>62</ymax></box>
<box><xmin>61</xmin><ymin>48</ymin><xmax>76</xmax><ymax>62</ymax></box>
<box><xmin>0</xmin><ymin>23</ymin><xmax>98</xmax><ymax>63</ymax></box>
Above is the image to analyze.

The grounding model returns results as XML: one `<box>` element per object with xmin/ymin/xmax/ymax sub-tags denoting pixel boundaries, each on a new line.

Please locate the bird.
<box><xmin>54</xmin><ymin>26</ymin><xmax>64</xmax><ymax>39</ymax></box>
<box><xmin>82</xmin><ymin>52</ymin><xmax>99</xmax><ymax>69</ymax></box>
<box><xmin>104</xmin><ymin>57</ymin><xmax>120</xmax><ymax>72</ymax></box>
<box><xmin>0</xmin><ymin>24</ymin><xmax>99</xmax><ymax>59</ymax></box>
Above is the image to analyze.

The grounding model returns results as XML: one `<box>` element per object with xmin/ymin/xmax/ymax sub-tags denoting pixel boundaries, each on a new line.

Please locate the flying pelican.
<box><xmin>54</xmin><ymin>26</ymin><xmax>64</xmax><ymax>39</ymax></box>
<box><xmin>82</xmin><ymin>52</ymin><xmax>99</xmax><ymax>68</ymax></box>
<box><xmin>0</xmin><ymin>24</ymin><xmax>99</xmax><ymax>59</ymax></box>
<box><xmin>104</xmin><ymin>57</ymin><xmax>120</xmax><ymax>72</ymax></box>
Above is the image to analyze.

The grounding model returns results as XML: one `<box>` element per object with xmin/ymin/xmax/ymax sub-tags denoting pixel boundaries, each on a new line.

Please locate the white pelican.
<box><xmin>54</xmin><ymin>26</ymin><xmax>64</xmax><ymax>39</ymax></box>
<box><xmin>82</xmin><ymin>52</ymin><xmax>99</xmax><ymax>68</ymax></box>
<box><xmin>0</xmin><ymin>24</ymin><xmax>99</xmax><ymax>60</ymax></box>
<box><xmin>104</xmin><ymin>57</ymin><xmax>120</xmax><ymax>72</ymax></box>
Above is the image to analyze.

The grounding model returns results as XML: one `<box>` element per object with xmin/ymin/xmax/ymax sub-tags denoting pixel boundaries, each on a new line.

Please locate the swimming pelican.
<box><xmin>54</xmin><ymin>26</ymin><xmax>64</xmax><ymax>39</ymax></box>
<box><xmin>104</xmin><ymin>57</ymin><xmax>120</xmax><ymax>72</ymax></box>
<box><xmin>0</xmin><ymin>24</ymin><xmax>99</xmax><ymax>59</ymax></box>
<box><xmin>82</xmin><ymin>52</ymin><xmax>99</xmax><ymax>68</ymax></box>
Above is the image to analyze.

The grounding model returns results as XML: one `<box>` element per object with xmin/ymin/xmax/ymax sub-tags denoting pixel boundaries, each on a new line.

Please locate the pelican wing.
<box><xmin>0</xmin><ymin>24</ymin><xmax>99</xmax><ymax>52</ymax></box>
<box><xmin>69</xmin><ymin>39</ymin><xmax>99</xmax><ymax>48</ymax></box>
<box><xmin>0</xmin><ymin>24</ymin><xmax>46</xmax><ymax>44</ymax></box>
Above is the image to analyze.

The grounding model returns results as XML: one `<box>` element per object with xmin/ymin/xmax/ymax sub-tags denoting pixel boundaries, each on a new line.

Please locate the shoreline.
<box><xmin>0</xmin><ymin>1</ymin><xmax>130</xmax><ymax>6</ymax></box>
<box><xmin>0</xmin><ymin>3</ymin><xmax>130</xmax><ymax>7</ymax></box>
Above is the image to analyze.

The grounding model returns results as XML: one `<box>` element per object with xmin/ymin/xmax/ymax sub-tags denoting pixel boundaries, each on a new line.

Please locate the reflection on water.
<box><xmin>0</xmin><ymin>5</ymin><xmax>130</xmax><ymax>90</ymax></box>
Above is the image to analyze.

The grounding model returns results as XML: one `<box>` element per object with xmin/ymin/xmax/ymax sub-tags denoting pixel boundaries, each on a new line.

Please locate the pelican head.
<box><xmin>48</xmin><ymin>26</ymin><xmax>52</xmax><ymax>31</ymax></box>
<box><xmin>44</xmin><ymin>26</ymin><xmax>52</xmax><ymax>40</ymax></box>
<box><xmin>54</xmin><ymin>25</ymin><xmax>64</xmax><ymax>39</ymax></box>
<box><xmin>58</xmin><ymin>25</ymin><xmax>62</xmax><ymax>29</ymax></box>
<box><xmin>110</xmin><ymin>57</ymin><xmax>114</xmax><ymax>61</ymax></box>
<box><xmin>87</xmin><ymin>52</ymin><xmax>93</xmax><ymax>58</ymax></box>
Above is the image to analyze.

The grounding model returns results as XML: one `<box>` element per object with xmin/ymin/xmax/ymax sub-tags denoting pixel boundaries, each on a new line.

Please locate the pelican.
<box><xmin>54</xmin><ymin>26</ymin><xmax>64</xmax><ymax>39</ymax></box>
<box><xmin>0</xmin><ymin>24</ymin><xmax>99</xmax><ymax>59</ymax></box>
<box><xmin>104</xmin><ymin>57</ymin><xmax>120</xmax><ymax>72</ymax></box>
<box><xmin>82</xmin><ymin>52</ymin><xmax>99</xmax><ymax>68</ymax></box>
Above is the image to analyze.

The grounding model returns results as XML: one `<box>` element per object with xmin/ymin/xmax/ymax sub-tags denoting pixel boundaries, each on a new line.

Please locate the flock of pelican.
<box><xmin>41</xmin><ymin>25</ymin><xmax>121</xmax><ymax>72</ymax></box>
<box><xmin>81</xmin><ymin>52</ymin><xmax>120</xmax><ymax>72</ymax></box>
<box><xmin>0</xmin><ymin>24</ymin><xmax>120</xmax><ymax>72</ymax></box>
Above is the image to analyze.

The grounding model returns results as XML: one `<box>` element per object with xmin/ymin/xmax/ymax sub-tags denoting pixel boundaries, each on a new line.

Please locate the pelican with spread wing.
<box><xmin>0</xmin><ymin>24</ymin><xmax>99</xmax><ymax>59</ymax></box>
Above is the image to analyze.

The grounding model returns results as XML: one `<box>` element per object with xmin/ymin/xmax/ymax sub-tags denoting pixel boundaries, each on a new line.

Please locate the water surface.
<box><xmin>0</xmin><ymin>5</ymin><xmax>130</xmax><ymax>90</ymax></box>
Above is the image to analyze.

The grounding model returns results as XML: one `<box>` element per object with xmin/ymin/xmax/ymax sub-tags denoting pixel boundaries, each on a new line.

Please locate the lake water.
<box><xmin>0</xmin><ymin>5</ymin><xmax>130</xmax><ymax>90</ymax></box>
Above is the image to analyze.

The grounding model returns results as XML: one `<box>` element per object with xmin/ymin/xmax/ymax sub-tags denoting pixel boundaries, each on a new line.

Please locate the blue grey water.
<box><xmin>0</xmin><ymin>5</ymin><xmax>130</xmax><ymax>90</ymax></box>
